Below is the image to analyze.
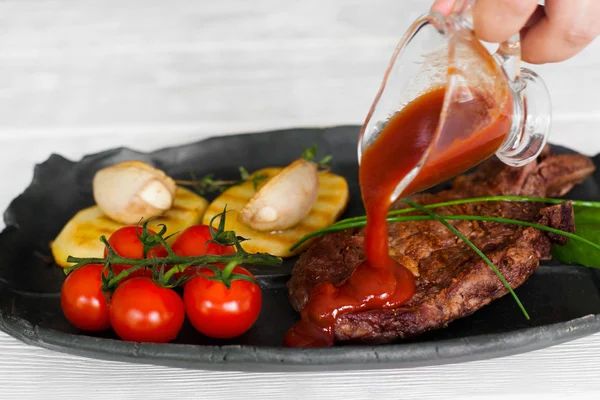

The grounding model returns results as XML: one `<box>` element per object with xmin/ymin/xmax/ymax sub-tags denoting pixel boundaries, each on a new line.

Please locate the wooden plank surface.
<box><xmin>1</xmin><ymin>1</ymin><xmax>600</xmax><ymax>399</ymax></box>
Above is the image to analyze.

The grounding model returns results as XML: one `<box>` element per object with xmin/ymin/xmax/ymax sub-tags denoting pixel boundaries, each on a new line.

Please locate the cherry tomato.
<box><xmin>104</xmin><ymin>226</ymin><xmax>168</xmax><ymax>279</ymax></box>
<box><xmin>183</xmin><ymin>266</ymin><xmax>262</xmax><ymax>339</ymax></box>
<box><xmin>60</xmin><ymin>264</ymin><xmax>111</xmax><ymax>331</ymax></box>
<box><xmin>170</xmin><ymin>225</ymin><xmax>235</xmax><ymax>279</ymax></box>
<box><xmin>171</xmin><ymin>225</ymin><xmax>235</xmax><ymax>257</ymax></box>
<box><xmin>109</xmin><ymin>277</ymin><xmax>184</xmax><ymax>343</ymax></box>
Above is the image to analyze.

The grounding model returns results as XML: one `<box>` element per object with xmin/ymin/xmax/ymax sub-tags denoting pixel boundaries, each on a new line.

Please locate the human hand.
<box><xmin>431</xmin><ymin>0</ymin><xmax>600</xmax><ymax>64</ymax></box>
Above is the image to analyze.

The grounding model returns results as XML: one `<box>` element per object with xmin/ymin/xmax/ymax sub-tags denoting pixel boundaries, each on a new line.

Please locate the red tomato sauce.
<box><xmin>284</xmin><ymin>87</ymin><xmax>512</xmax><ymax>348</ymax></box>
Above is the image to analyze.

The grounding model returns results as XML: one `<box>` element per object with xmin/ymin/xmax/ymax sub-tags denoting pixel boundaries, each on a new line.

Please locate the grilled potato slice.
<box><xmin>51</xmin><ymin>187</ymin><xmax>208</xmax><ymax>267</ymax></box>
<box><xmin>202</xmin><ymin>168</ymin><xmax>349</xmax><ymax>258</ymax></box>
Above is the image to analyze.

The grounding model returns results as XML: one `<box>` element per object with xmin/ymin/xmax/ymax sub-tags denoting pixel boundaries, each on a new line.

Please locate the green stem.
<box><xmin>66</xmin><ymin>206</ymin><xmax>278</xmax><ymax>291</ymax></box>
<box><xmin>292</xmin><ymin>195</ymin><xmax>600</xmax><ymax>252</ymax></box>
<box><xmin>160</xmin><ymin>262</ymin><xmax>196</xmax><ymax>285</ymax></box>
<box><xmin>290</xmin><ymin>219</ymin><xmax>416</xmax><ymax>251</ymax></box>
<box><xmin>421</xmin><ymin>215</ymin><xmax>600</xmax><ymax>252</ymax></box>
<box><xmin>106</xmin><ymin>265</ymin><xmax>146</xmax><ymax>287</ymax></box>
<box><xmin>292</xmin><ymin>214</ymin><xmax>600</xmax><ymax>256</ymax></box>
<box><xmin>175</xmin><ymin>178</ymin><xmax>238</xmax><ymax>186</ymax></box>
<box><xmin>66</xmin><ymin>251</ymin><xmax>281</xmax><ymax>275</ymax></box>
<box><xmin>404</xmin><ymin>200</ymin><xmax>529</xmax><ymax>319</ymax></box>
<box><xmin>221</xmin><ymin>259</ymin><xmax>241</xmax><ymax>282</ymax></box>
<box><xmin>332</xmin><ymin>196</ymin><xmax>600</xmax><ymax>226</ymax></box>
<box><xmin>440</xmin><ymin>215</ymin><xmax>600</xmax><ymax>253</ymax></box>
<box><xmin>154</xmin><ymin>232</ymin><xmax>177</xmax><ymax>257</ymax></box>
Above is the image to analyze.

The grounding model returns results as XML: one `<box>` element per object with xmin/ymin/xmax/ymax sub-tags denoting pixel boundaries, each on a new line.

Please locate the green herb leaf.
<box><xmin>302</xmin><ymin>145</ymin><xmax>318</xmax><ymax>161</ymax></box>
<box><xmin>176</xmin><ymin>167</ymin><xmax>267</xmax><ymax>196</ymax></box>
<box><xmin>552</xmin><ymin>207</ymin><xmax>600</xmax><ymax>268</ymax></box>
<box><xmin>301</xmin><ymin>144</ymin><xmax>333</xmax><ymax>170</ymax></box>
<box><xmin>249</xmin><ymin>172</ymin><xmax>267</xmax><ymax>191</ymax></box>
<box><xmin>239</xmin><ymin>166</ymin><xmax>251</xmax><ymax>181</ymax></box>
<box><xmin>318</xmin><ymin>154</ymin><xmax>333</xmax><ymax>169</ymax></box>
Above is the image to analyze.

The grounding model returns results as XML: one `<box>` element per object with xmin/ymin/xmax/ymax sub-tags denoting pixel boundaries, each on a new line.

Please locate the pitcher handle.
<box><xmin>451</xmin><ymin>0</ymin><xmax>552</xmax><ymax>167</ymax></box>
<box><xmin>494</xmin><ymin>33</ymin><xmax>552</xmax><ymax>167</ymax></box>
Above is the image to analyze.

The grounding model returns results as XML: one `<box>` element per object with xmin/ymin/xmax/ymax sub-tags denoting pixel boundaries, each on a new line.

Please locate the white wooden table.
<box><xmin>1</xmin><ymin>1</ymin><xmax>600</xmax><ymax>399</ymax></box>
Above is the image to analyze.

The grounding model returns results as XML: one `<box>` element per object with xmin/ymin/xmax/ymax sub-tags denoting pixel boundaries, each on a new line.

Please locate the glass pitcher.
<box><xmin>358</xmin><ymin>0</ymin><xmax>551</xmax><ymax>202</ymax></box>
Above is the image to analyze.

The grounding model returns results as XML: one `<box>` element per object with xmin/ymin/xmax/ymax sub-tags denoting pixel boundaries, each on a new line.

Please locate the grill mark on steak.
<box><xmin>287</xmin><ymin>149</ymin><xmax>595</xmax><ymax>344</ymax></box>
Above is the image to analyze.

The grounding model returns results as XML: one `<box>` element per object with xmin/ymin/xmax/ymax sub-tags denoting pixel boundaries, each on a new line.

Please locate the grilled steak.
<box><xmin>287</xmin><ymin>149</ymin><xmax>596</xmax><ymax>344</ymax></box>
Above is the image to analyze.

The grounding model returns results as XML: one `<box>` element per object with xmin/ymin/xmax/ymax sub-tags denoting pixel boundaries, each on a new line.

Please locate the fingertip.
<box><xmin>431</xmin><ymin>0</ymin><xmax>455</xmax><ymax>16</ymax></box>
<box><xmin>473</xmin><ymin>0</ymin><xmax>538</xmax><ymax>43</ymax></box>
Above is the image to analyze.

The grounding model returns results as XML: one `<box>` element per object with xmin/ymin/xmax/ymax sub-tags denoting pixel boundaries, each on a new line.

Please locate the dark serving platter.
<box><xmin>1</xmin><ymin>125</ymin><xmax>600</xmax><ymax>372</ymax></box>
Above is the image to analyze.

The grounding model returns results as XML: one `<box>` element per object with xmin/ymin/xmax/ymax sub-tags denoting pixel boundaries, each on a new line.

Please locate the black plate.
<box><xmin>1</xmin><ymin>126</ymin><xmax>600</xmax><ymax>372</ymax></box>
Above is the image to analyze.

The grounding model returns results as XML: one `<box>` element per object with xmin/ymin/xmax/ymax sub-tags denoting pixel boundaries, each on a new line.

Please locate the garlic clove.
<box><xmin>139</xmin><ymin>179</ymin><xmax>175</xmax><ymax>210</ymax></box>
<box><xmin>238</xmin><ymin>158</ymin><xmax>319</xmax><ymax>231</ymax></box>
<box><xmin>93</xmin><ymin>160</ymin><xmax>177</xmax><ymax>224</ymax></box>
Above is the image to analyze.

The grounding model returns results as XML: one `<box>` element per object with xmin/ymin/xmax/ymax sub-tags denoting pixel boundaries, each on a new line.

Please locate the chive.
<box><xmin>290</xmin><ymin>216</ymin><xmax>427</xmax><ymax>252</ymax></box>
<box><xmin>403</xmin><ymin>199</ymin><xmax>529</xmax><ymax>319</ymax></box>
<box><xmin>435</xmin><ymin>215</ymin><xmax>600</xmax><ymax>254</ymax></box>
<box><xmin>291</xmin><ymin>213</ymin><xmax>600</xmax><ymax>255</ymax></box>
<box><xmin>332</xmin><ymin>195</ymin><xmax>600</xmax><ymax>227</ymax></box>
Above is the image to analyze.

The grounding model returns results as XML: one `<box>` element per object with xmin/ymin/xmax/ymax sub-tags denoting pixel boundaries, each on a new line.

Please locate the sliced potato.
<box><xmin>51</xmin><ymin>187</ymin><xmax>208</xmax><ymax>267</ymax></box>
<box><xmin>202</xmin><ymin>168</ymin><xmax>350</xmax><ymax>257</ymax></box>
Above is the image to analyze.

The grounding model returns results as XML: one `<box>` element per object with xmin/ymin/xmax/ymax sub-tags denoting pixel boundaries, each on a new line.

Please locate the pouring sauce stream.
<box><xmin>284</xmin><ymin>87</ymin><xmax>511</xmax><ymax>348</ymax></box>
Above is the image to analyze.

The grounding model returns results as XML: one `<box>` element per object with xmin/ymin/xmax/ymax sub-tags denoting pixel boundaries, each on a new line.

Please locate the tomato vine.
<box><xmin>64</xmin><ymin>206</ymin><xmax>282</xmax><ymax>294</ymax></box>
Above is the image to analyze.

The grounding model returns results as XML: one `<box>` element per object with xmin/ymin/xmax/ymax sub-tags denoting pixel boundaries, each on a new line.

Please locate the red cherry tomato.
<box><xmin>104</xmin><ymin>226</ymin><xmax>168</xmax><ymax>279</ymax></box>
<box><xmin>170</xmin><ymin>225</ymin><xmax>235</xmax><ymax>279</ymax></box>
<box><xmin>171</xmin><ymin>225</ymin><xmax>235</xmax><ymax>257</ymax></box>
<box><xmin>60</xmin><ymin>264</ymin><xmax>111</xmax><ymax>331</ymax></box>
<box><xmin>183</xmin><ymin>266</ymin><xmax>262</xmax><ymax>339</ymax></box>
<box><xmin>109</xmin><ymin>277</ymin><xmax>184</xmax><ymax>343</ymax></box>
